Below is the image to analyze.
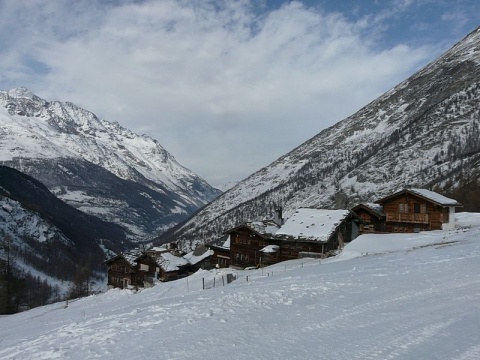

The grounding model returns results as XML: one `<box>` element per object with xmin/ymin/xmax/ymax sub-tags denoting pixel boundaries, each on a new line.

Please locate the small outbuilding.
<box><xmin>351</xmin><ymin>203</ymin><xmax>386</xmax><ymax>233</ymax></box>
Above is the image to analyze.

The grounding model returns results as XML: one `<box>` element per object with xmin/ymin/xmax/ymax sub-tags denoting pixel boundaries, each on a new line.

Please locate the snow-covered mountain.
<box><xmin>168</xmin><ymin>26</ymin><xmax>480</xmax><ymax>246</ymax></box>
<box><xmin>0</xmin><ymin>89</ymin><xmax>221</xmax><ymax>239</ymax></box>
<box><xmin>1</xmin><ymin>213</ymin><xmax>479</xmax><ymax>359</ymax></box>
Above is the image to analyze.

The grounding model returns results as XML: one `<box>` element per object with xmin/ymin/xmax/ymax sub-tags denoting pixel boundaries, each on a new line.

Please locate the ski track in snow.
<box><xmin>1</xmin><ymin>214</ymin><xmax>480</xmax><ymax>359</ymax></box>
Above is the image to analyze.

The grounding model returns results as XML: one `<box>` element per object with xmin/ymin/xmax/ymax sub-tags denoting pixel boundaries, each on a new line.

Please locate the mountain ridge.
<box><xmin>0</xmin><ymin>89</ymin><xmax>222</xmax><ymax>239</ymax></box>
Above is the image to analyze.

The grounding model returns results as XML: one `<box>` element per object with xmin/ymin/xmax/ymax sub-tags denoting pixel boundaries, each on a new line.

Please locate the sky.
<box><xmin>0</xmin><ymin>0</ymin><xmax>479</xmax><ymax>188</ymax></box>
<box><xmin>1</xmin><ymin>212</ymin><xmax>479</xmax><ymax>359</ymax></box>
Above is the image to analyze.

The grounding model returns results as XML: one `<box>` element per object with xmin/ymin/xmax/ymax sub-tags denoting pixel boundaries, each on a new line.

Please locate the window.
<box><xmin>420</xmin><ymin>203</ymin><xmax>427</xmax><ymax>213</ymax></box>
<box><xmin>140</xmin><ymin>264</ymin><xmax>149</xmax><ymax>272</ymax></box>
<box><xmin>399</xmin><ymin>203</ymin><xmax>409</xmax><ymax>213</ymax></box>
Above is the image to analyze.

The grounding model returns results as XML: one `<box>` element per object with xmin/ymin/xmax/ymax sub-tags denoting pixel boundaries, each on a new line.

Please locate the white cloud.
<box><xmin>0</xmin><ymin>0</ymin><xmax>456</xmax><ymax>187</ymax></box>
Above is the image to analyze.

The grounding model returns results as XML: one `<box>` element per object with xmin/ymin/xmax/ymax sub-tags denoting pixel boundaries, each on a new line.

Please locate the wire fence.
<box><xmin>199</xmin><ymin>259</ymin><xmax>322</xmax><ymax>290</ymax></box>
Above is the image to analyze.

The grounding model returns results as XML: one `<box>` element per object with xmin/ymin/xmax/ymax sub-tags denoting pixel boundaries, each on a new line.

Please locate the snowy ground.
<box><xmin>1</xmin><ymin>213</ymin><xmax>480</xmax><ymax>360</ymax></box>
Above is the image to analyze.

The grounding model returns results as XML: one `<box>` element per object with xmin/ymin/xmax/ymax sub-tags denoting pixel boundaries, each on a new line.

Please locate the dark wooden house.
<box><xmin>351</xmin><ymin>203</ymin><xmax>386</xmax><ymax>233</ymax></box>
<box><xmin>156</xmin><ymin>252</ymin><xmax>189</xmax><ymax>282</ymax></box>
<box><xmin>227</xmin><ymin>220</ymin><xmax>281</xmax><ymax>268</ymax></box>
<box><xmin>376</xmin><ymin>188</ymin><xmax>462</xmax><ymax>233</ymax></box>
<box><xmin>105</xmin><ymin>249</ymin><xmax>158</xmax><ymax>289</ymax></box>
<box><xmin>183</xmin><ymin>246</ymin><xmax>214</xmax><ymax>272</ymax></box>
<box><xmin>209</xmin><ymin>236</ymin><xmax>231</xmax><ymax>268</ymax></box>
<box><xmin>273</xmin><ymin>208</ymin><xmax>361</xmax><ymax>261</ymax></box>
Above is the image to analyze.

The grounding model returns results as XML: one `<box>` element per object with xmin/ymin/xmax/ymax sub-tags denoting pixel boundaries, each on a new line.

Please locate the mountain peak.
<box><xmin>7</xmin><ymin>87</ymin><xmax>39</xmax><ymax>101</ymax></box>
<box><xmin>0</xmin><ymin>90</ymin><xmax>221</xmax><ymax>239</ymax></box>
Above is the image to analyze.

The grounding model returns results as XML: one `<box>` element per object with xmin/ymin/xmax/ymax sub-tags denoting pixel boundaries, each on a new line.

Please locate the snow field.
<box><xmin>1</xmin><ymin>213</ymin><xmax>480</xmax><ymax>359</ymax></box>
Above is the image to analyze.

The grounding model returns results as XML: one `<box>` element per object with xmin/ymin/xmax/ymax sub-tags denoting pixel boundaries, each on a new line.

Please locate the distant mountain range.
<box><xmin>0</xmin><ymin>88</ymin><xmax>222</xmax><ymax>240</ymax></box>
<box><xmin>165</xmin><ymin>26</ymin><xmax>480</xmax><ymax>249</ymax></box>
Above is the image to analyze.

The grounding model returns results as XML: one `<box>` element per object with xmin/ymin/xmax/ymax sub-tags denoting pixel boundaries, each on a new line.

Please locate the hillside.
<box><xmin>166</xmin><ymin>26</ymin><xmax>480</xmax><ymax>246</ymax></box>
<box><xmin>0</xmin><ymin>213</ymin><xmax>479</xmax><ymax>359</ymax></box>
<box><xmin>0</xmin><ymin>88</ymin><xmax>221</xmax><ymax>239</ymax></box>
<box><xmin>0</xmin><ymin>165</ymin><xmax>130</xmax><ymax>312</ymax></box>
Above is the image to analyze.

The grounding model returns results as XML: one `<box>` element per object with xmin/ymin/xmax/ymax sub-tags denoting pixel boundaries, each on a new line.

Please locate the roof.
<box><xmin>376</xmin><ymin>188</ymin><xmax>462</xmax><ymax>207</ymax></box>
<box><xmin>105</xmin><ymin>248</ymin><xmax>145</xmax><ymax>267</ymax></box>
<box><xmin>156</xmin><ymin>252</ymin><xmax>189</xmax><ymax>272</ymax></box>
<box><xmin>275</xmin><ymin>208</ymin><xmax>352</xmax><ymax>243</ymax></box>
<box><xmin>226</xmin><ymin>219</ymin><xmax>280</xmax><ymax>237</ymax></box>
<box><xmin>183</xmin><ymin>249</ymin><xmax>214</xmax><ymax>266</ymax></box>
<box><xmin>260</xmin><ymin>245</ymin><xmax>279</xmax><ymax>253</ymax></box>
<box><xmin>352</xmin><ymin>203</ymin><xmax>385</xmax><ymax>219</ymax></box>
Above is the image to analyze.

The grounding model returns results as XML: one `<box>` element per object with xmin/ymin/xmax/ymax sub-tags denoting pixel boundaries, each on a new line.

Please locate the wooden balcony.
<box><xmin>386</xmin><ymin>212</ymin><xmax>429</xmax><ymax>224</ymax></box>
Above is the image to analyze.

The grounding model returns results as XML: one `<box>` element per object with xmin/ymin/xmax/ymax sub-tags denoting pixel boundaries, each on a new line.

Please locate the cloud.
<box><xmin>0</xmin><ymin>0</ymin><xmax>450</xmax><ymax>187</ymax></box>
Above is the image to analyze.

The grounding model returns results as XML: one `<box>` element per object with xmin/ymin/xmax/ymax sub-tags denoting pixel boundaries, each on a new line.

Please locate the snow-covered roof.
<box><xmin>222</xmin><ymin>236</ymin><xmax>230</xmax><ymax>249</ymax></box>
<box><xmin>377</xmin><ymin>188</ymin><xmax>461</xmax><ymax>207</ymax></box>
<box><xmin>150</xmin><ymin>246</ymin><xmax>169</xmax><ymax>253</ymax></box>
<box><xmin>352</xmin><ymin>203</ymin><xmax>385</xmax><ymax>218</ymax></box>
<box><xmin>183</xmin><ymin>249</ymin><xmax>214</xmax><ymax>266</ymax></box>
<box><xmin>244</xmin><ymin>220</ymin><xmax>280</xmax><ymax>236</ymax></box>
<box><xmin>408</xmin><ymin>189</ymin><xmax>461</xmax><ymax>206</ymax></box>
<box><xmin>107</xmin><ymin>248</ymin><xmax>144</xmax><ymax>267</ymax></box>
<box><xmin>156</xmin><ymin>252</ymin><xmax>189</xmax><ymax>272</ymax></box>
<box><xmin>260</xmin><ymin>245</ymin><xmax>279</xmax><ymax>253</ymax></box>
<box><xmin>275</xmin><ymin>208</ymin><xmax>351</xmax><ymax>242</ymax></box>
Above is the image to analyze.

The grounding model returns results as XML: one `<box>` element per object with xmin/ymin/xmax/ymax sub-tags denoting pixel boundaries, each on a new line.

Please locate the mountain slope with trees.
<box><xmin>0</xmin><ymin>165</ymin><xmax>131</xmax><ymax>313</ymax></box>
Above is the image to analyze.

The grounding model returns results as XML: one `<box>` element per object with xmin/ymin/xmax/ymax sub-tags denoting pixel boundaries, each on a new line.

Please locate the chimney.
<box><xmin>274</xmin><ymin>207</ymin><xmax>283</xmax><ymax>226</ymax></box>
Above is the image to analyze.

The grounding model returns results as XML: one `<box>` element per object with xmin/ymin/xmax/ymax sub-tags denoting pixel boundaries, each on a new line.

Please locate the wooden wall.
<box><xmin>380</xmin><ymin>193</ymin><xmax>447</xmax><ymax>232</ymax></box>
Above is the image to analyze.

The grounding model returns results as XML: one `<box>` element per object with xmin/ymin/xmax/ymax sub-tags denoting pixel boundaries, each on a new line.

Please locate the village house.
<box><xmin>375</xmin><ymin>188</ymin><xmax>462</xmax><ymax>233</ymax></box>
<box><xmin>183</xmin><ymin>246</ymin><xmax>214</xmax><ymax>272</ymax></box>
<box><xmin>228</xmin><ymin>219</ymin><xmax>281</xmax><ymax>268</ymax></box>
<box><xmin>272</xmin><ymin>208</ymin><xmax>361</xmax><ymax>261</ymax></box>
<box><xmin>208</xmin><ymin>236</ymin><xmax>231</xmax><ymax>268</ymax></box>
<box><xmin>351</xmin><ymin>203</ymin><xmax>386</xmax><ymax>234</ymax></box>
<box><xmin>105</xmin><ymin>248</ymin><xmax>158</xmax><ymax>289</ymax></box>
<box><xmin>106</xmin><ymin>245</ymin><xmax>215</xmax><ymax>288</ymax></box>
<box><xmin>225</xmin><ymin>208</ymin><xmax>361</xmax><ymax>268</ymax></box>
<box><xmin>156</xmin><ymin>252</ymin><xmax>189</xmax><ymax>282</ymax></box>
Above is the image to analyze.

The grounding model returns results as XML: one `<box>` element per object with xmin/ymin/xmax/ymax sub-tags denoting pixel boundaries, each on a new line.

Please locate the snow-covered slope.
<box><xmin>0</xmin><ymin>88</ymin><xmax>221</xmax><ymax>239</ymax></box>
<box><xmin>169</xmin><ymin>26</ymin><xmax>480</xmax><ymax>245</ymax></box>
<box><xmin>1</xmin><ymin>213</ymin><xmax>479</xmax><ymax>359</ymax></box>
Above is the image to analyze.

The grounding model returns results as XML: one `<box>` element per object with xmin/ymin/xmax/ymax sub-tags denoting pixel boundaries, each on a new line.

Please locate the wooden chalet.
<box><xmin>183</xmin><ymin>246</ymin><xmax>214</xmax><ymax>272</ymax></box>
<box><xmin>351</xmin><ymin>203</ymin><xmax>386</xmax><ymax>233</ymax></box>
<box><xmin>376</xmin><ymin>188</ymin><xmax>462</xmax><ymax>232</ymax></box>
<box><xmin>273</xmin><ymin>208</ymin><xmax>361</xmax><ymax>261</ymax></box>
<box><xmin>156</xmin><ymin>252</ymin><xmax>189</xmax><ymax>282</ymax></box>
<box><xmin>105</xmin><ymin>249</ymin><xmax>158</xmax><ymax>289</ymax></box>
<box><xmin>227</xmin><ymin>220</ymin><xmax>281</xmax><ymax>268</ymax></box>
<box><xmin>209</xmin><ymin>236</ymin><xmax>231</xmax><ymax>268</ymax></box>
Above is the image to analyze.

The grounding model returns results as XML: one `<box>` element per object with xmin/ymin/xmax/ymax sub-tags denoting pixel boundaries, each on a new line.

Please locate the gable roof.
<box><xmin>275</xmin><ymin>208</ymin><xmax>352</xmax><ymax>243</ymax></box>
<box><xmin>226</xmin><ymin>219</ymin><xmax>280</xmax><ymax>238</ymax></box>
<box><xmin>351</xmin><ymin>203</ymin><xmax>385</xmax><ymax>219</ymax></box>
<box><xmin>376</xmin><ymin>188</ymin><xmax>462</xmax><ymax>207</ymax></box>
<box><xmin>183</xmin><ymin>249</ymin><xmax>214</xmax><ymax>266</ymax></box>
<box><xmin>105</xmin><ymin>248</ymin><xmax>145</xmax><ymax>267</ymax></box>
<box><xmin>156</xmin><ymin>252</ymin><xmax>189</xmax><ymax>272</ymax></box>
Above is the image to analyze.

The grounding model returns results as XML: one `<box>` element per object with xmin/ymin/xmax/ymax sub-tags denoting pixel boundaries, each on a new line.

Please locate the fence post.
<box><xmin>202</xmin><ymin>277</ymin><xmax>205</xmax><ymax>290</ymax></box>
<box><xmin>213</xmin><ymin>277</ymin><xmax>216</xmax><ymax>288</ymax></box>
<box><xmin>222</xmin><ymin>276</ymin><xmax>225</xmax><ymax>286</ymax></box>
